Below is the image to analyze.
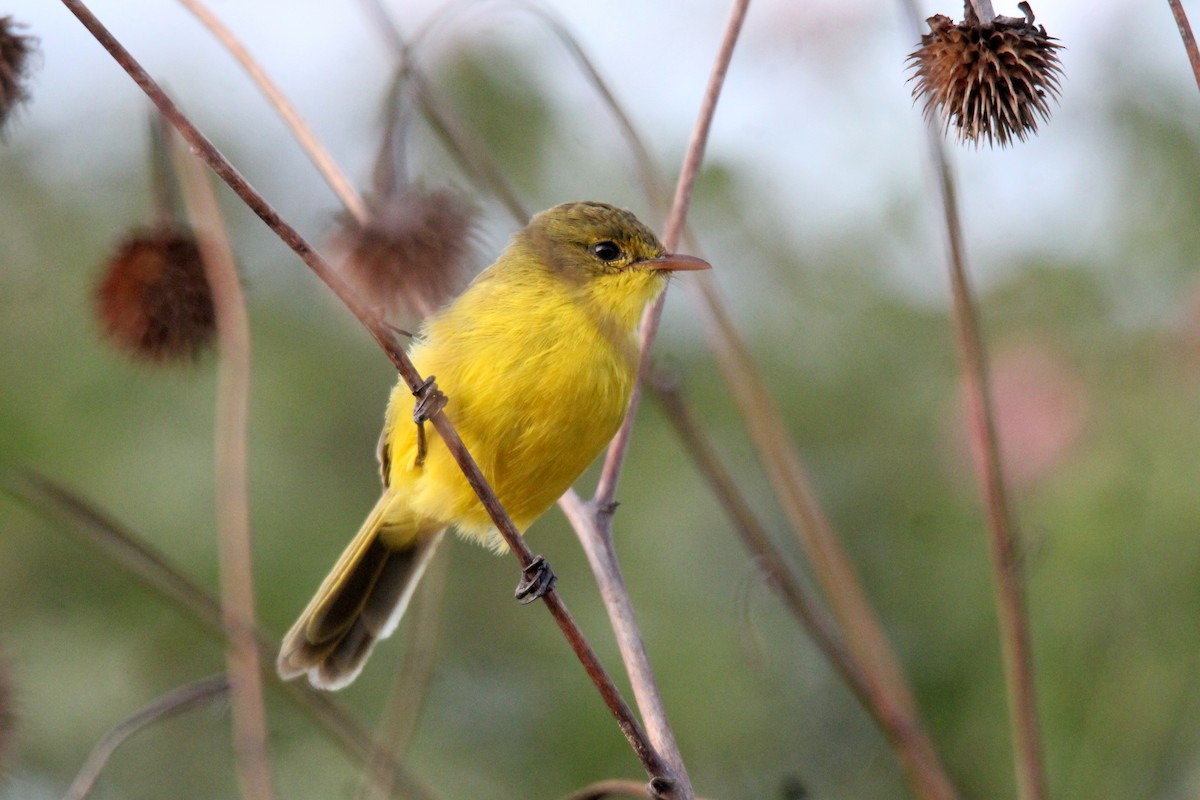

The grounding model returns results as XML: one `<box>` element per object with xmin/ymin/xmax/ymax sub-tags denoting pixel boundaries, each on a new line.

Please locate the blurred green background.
<box><xmin>2</xmin><ymin>2</ymin><xmax>1200</xmax><ymax>799</ymax></box>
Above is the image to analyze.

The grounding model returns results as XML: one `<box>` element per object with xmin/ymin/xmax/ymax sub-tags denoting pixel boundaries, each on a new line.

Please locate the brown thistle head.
<box><xmin>0</xmin><ymin>16</ymin><xmax>37</xmax><ymax>134</ymax></box>
<box><xmin>332</xmin><ymin>187</ymin><xmax>476</xmax><ymax>320</ymax></box>
<box><xmin>908</xmin><ymin>2</ymin><xmax>1063</xmax><ymax>147</ymax></box>
<box><xmin>94</xmin><ymin>226</ymin><xmax>216</xmax><ymax>362</ymax></box>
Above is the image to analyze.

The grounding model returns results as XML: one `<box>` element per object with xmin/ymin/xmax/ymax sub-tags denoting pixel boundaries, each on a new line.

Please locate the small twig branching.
<box><xmin>174</xmin><ymin>0</ymin><xmax>367</xmax><ymax>221</ymax></box>
<box><xmin>62</xmin><ymin>675</ymin><xmax>230</xmax><ymax>800</ymax></box>
<box><xmin>60</xmin><ymin>1</ymin><xmax>671</xmax><ymax>791</ymax></box>
<box><xmin>2</xmin><ymin>469</ymin><xmax>442</xmax><ymax>800</ymax></box>
<box><xmin>568</xmin><ymin>5</ymin><xmax>753</xmax><ymax>799</ymax></box>
<box><xmin>359</xmin><ymin>0</ymin><xmax>529</xmax><ymax>222</ymax></box>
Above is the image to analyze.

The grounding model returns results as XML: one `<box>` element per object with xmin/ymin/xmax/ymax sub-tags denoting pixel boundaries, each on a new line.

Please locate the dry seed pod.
<box><xmin>333</xmin><ymin>188</ymin><xmax>476</xmax><ymax>319</ymax></box>
<box><xmin>0</xmin><ymin>16</ymin><xmax>37</xmax><ymax>133</ymax></box>
<box><xmin>94</xmin><ymin>226</ymin><xmax>216</xmax><ymax>362</ymax></box>
<box><xmin>908</xmin><ymin>2</ymin><xmax>1063</xmax><ymax>147</ymax></box>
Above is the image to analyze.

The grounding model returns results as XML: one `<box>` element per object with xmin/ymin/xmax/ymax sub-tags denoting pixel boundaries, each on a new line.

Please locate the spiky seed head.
<box><xmin>0</xmin><ymin>16</ymin><xmax>37</xmax><ymax>134</ymax></box>
<box><xmin>94</xmin><ymin>226</ymin><xmax>216</xmax><ymax>362</ymax></box>
<box><xmin>908</xmin><ymin>2</ymin><xmax>1063</xmax><ymax>148</ymax></box>
<box><xmin>333</xmin><ymin>188</ymin><xmax>476</xmax><ymax>319</ymax></box>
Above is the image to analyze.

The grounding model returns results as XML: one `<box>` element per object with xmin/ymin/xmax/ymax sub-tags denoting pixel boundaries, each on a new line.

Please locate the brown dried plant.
<box><xmin>0</xmin><ymin>16</ymin><xmax>36</xmax><ymax>133</ymax></box>
<box><xmin>94</xmin><ymin>226</ymin><xmax>216</xmax><ymax>362</ymax></box>
<box><xmin>909</xmin><ymin>2</ymin><xmax>1063</xmax><ymax>147</ymax></box>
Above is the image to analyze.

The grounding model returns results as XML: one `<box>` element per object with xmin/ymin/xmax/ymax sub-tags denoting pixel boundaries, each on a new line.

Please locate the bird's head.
<box><xmin>520</xmin><ymin>201</ymin><xmax>709</xmax><ymax>328</ymax></box>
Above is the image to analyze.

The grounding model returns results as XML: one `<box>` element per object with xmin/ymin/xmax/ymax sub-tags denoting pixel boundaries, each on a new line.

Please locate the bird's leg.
<box><xmin>514</xmin><ymin>555</ymin><xmax>557</xmax><ymax>603</ymax></box>
<box><xmin>412</xmin><ymin>375</ymin><xmax>448</xmax><ymax>468</ymax></box>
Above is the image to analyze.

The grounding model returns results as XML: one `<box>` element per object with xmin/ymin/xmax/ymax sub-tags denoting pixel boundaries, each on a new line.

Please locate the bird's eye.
<box><xmin>590</xmin><ymin>240</ymin><xmax>623</xmax><ymax>263</ymax></box>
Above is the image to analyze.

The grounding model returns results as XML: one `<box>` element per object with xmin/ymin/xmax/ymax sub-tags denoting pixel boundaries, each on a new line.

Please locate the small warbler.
<box><xmin>278</xmin><ymin>201</ymin><xmax>709</xmax><ymax>689</ymax></box>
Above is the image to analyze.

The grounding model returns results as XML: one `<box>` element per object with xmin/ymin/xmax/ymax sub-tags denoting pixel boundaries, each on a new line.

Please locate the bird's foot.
<box><xmin>412</xmin><ymin>376</ymin><xmax>448</xmax><ymax>468</ymax></box>
<box><xmin>514</xmin><ymin>555</ymin><xmax>557</xmax><ymax>603</ymax></box>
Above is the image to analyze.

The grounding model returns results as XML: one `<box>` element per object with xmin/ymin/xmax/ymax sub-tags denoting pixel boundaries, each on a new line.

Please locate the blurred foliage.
<box><xmin>2</xmin><ymin>11</ymin><xmax>1200</xmax><ymax>800</ymax></box>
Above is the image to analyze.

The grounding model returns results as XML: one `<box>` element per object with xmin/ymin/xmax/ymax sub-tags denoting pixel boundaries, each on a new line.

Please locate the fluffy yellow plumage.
<box><xmin>278</xmin><ymin>201</ymin><xmax>709</xmax><ymax>689</ymax></box>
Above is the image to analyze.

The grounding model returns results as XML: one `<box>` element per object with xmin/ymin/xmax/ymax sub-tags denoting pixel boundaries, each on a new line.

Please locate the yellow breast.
<box><xmin>381</xmin><ymin>261</ymin><xmax>662</xmax><ymax>545</ymax></box>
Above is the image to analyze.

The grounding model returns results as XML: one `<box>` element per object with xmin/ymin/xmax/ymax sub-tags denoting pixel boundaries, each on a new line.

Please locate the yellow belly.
<box><xmin>381</xmin><ymin>275</ymin><xmax>639</xmax><ymax>545</ymax></box>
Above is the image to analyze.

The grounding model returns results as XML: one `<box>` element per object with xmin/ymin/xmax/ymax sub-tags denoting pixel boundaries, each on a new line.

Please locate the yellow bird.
<box><xmin>278</xmin><ymin>201</ymin><xmax>709</xmax><ymax>689</ymax></box>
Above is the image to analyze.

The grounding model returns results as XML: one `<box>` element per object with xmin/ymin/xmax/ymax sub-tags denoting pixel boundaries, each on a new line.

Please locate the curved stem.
<box><xmin>63</xmin><ymin>675</ymin><xmax>230</xmax><ymax>800</ymax></box>
<box><xmin>5</xmin><ymin>469</ymin><xmax>442</xmax><ymax>800</ymax></box>
<box><xmin>174</xmin><ymin>0</ymin><xmax>367</xmax><ymax>222</ymax></box>
<box><xmin>173</xmin><ymin>128</ymin><xmax>276</xmax><ymax>800</ymax></box>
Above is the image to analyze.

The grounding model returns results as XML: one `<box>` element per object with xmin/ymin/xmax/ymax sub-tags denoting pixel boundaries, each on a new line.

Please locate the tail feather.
<box><xmin>278</xmin><ymin>493</ymin><xmax>444</xmax><ymax>690</ymax></box>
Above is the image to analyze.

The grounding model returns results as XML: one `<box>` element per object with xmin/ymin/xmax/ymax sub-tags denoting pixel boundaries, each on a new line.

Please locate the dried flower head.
<box><xmin>94</xmin><ymin>227</ymin><xmax>216</xmax><ymax>362</ymax></box>
<box><xmin>0</xmin><ymin>16</ymin><xmax>36</xmax><ymax>133</ymax></box>
<box><xmin>333</xmin><ymin>188</ymin><xmax>476</xmax><ymax>319</ymax></box>
<box><xmin>908</xmin><ymin>2</ymin><xmax>1063</xmax><ymax>147</ymax></box>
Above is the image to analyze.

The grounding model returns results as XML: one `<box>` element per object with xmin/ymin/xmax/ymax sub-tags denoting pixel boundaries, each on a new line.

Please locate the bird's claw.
<box><xmin>412</xmin><ymin>376</ymin><xmax>448</xmax><ymax>468</ymax></box>
<box><xmin>514</xmin><ymin>555</ymin><xmax>557</xmax><ymax>603</ymax></box>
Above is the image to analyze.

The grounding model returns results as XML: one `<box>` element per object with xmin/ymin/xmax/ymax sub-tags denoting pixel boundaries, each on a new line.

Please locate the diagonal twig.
<box><xmin>1168</xmin><ymin>0</ymin><xmax>1200</xmax><ymax>95</ymax></box>
<box><xmin>563</xmin><ymin>5</ymin><xmax>753</xmax><ymax>800</ymax></box>
<box><xmin>593</xmin><ymin>0</ymin><xmax>749</xmax><ymax>506</ymax></box>
<box><xmin>63</xmin><ymin>675</ymin><xmax>231</xmax><ymax>800</ymax></box>
<box><xmin>174</xmin><ymin>0</ymin><xmax>367</xmax><ymax>222</ymax></box>
<box><xmin>347</xmin><ymin>5</ymin><xmax>958</xmax><ymax>797</ymax></box>
<box><xmin>59</xmin><ymin>1</ymin><xmax>672</xmax><ymax>791</ymax></box>
<box><xmin>2</xmin><ymin>468</ymin><xmax>443</xmax><ymax>800</ymax></box>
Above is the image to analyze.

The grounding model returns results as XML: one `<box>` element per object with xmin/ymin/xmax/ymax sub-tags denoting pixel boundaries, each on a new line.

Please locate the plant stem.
<box><xmin>902</xmin><ymin>1</ymin><xmax>1047</xmax><ymax>795</ymax></box>
<box><xmin>4</xmin><ymin>469</ymin><xmax>441</xmax><ymax>800</ymax></box>
<box><xmin>1168</xmin><ymin>0</ymin><xmax>1200</xmax><ymax>95</ymax></box>
<box><xmin>968</xmin><ymin>0</ymin><xmax>996</xmax><ymax>22</ymax></box>
<box><xmin>569</xmin><ymin>5</ymin><xmax>752</xmax><ymax>799</ymax></box>
<box><xmin>925</xmin><ymin>124</ymin><xmax>1047</xmax><ymax>800</ymax></box>
<box><xmin>174</xmin><ymin>0</ymin><xmax>368</xmax><ymax>222</ymax></box>
<box><xmin>63</xmin><ymin>675</ymin><xmax>230</xmax><ymax>800</ymax></box>
<box><xmin>59</xmin><ymin>1</ymin><xmax>669</xmax><ymax>789</ymax></box>
<box><xmin>594</xmin><ymin>0</ymin><xmax>749</xmax><ymax>505</ymax></box>
<box><xmin>358</xmin><ymin>0</ymin><xmax>530</xmax><ymax>222</ymax></box>
<box><xmin>173</xmin><ymin>130</ymin><xmax>276</xmax><ymax>800</ymax></box>
<box><xmin>357</xmin><ymin>547</ymin><xmax>448</xmax><ymax>800</ymax></box>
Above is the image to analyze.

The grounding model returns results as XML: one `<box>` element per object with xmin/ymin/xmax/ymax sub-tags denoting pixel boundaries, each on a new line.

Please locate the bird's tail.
<box><xmin>277</xmin><ymin>493</ymin><xmax>444</xmax><ymax>690</ymax></box>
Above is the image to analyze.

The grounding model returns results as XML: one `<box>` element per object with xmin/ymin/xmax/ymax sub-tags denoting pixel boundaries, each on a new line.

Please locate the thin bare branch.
<box><xmin>60</xmin><ymin>1</ymin><xmax>669</xmax><ymax>790</ymax></box>
<box><xmin>574</xmin><ymin>5</ymin><xmax>751</xmax><ymax>799</ymax></box>
<box><xmin>649</xmin><ymin>372</ymin><xmax>958</xmax><ymax>797</ymax></box>
<box><xmin>357</xmin><ymin>548</ymin><xmax>449</xmax><ymax>800</ymax></box>
<box><xmin>648</xmin><ymin>376</ymin><xmax>860</xmax><ymax>694</ymax></box>
<box><xmin>2</xmin><ymin>468</ymin><xmax>443</xmax><ymax>800</ymax></box>
<box><xmin>173</xmin><ymin>131</ymin><xmax>275</xmax><ymax>800</ymax></box>
<box><xmin>63</xmin><ymin>675</ymin><xmax>230</xmax><ymax>800</ymax></box>
<box><xmin>594</xmin><ymin>0</ymin><xmax>750</xmax><ymax>507</ymax></box>
<box><xmin>900</xmin><ymin>3</ymin><xmax>1047</xmax><ymax>799</ymax></box>
<box><xmin>679</xmin><ymin>270</ymin><xmax>960</xmax><ymax>800</ymax></box>
<box><xmin>552</xmin><ymin>779</ymin><xmax>717</xmax><ymax>800</ymax></box>
<box><xmin>1168</xmin><ymin>0</ymin><xmax>1200</xmax><ymax>95</ymax></box>
<box><xmin>968</xmin><ymin>0</ymin><xmax>996</xmax><ymax>21</ymax></box>
<box><xmin>357</xmin><ymin>0</ymin><xmax>529</xmax><ymax>222</ymax></box>
<box><xmin>174</xmin><ymin>0</ymin><xmax>367</xmax><ymax>222</ymax></box>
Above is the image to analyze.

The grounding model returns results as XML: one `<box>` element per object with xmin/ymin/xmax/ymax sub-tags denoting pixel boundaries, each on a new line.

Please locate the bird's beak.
<box><xmin>639</xmin><ymin>252</ymin><xmax>711</xmax><ymax>272</ymax></box>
